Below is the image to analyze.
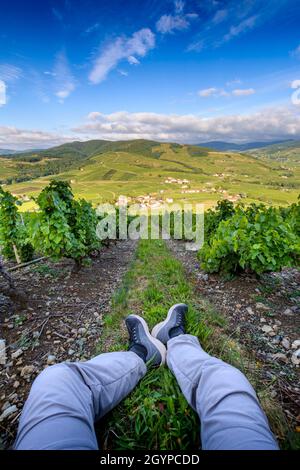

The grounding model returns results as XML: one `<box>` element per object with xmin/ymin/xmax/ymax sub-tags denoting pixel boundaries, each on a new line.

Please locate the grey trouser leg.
<box><xmin>167</xmin><ymin>334</ymin><xmax>279</xmax><ymax>450</ymax></box>
<box><xmin>14</xmin><ymin>351</ymin><xmax>146</xmax><ymax>450</ymax></box>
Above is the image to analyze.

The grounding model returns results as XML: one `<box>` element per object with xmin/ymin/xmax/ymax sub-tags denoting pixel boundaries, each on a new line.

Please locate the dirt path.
<box><xmin>0</xmin><ymin>240</ymin><xmax>137</xmax><ymax>449</ymax></box>
<box><xmin>167</xmin><ymin>239</ymin><xmax>300</xmax><ymax>435</ymax></box>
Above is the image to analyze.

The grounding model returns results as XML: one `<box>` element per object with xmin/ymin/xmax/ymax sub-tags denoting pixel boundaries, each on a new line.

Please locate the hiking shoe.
<box><xmin>125</xmin><ymin>315</ymin><xmax>166</xmax><ymax>366</ymax></box>
<box><xmin>151</xmin><ymin>303</ymin><xmax>188</xmax><ymax>345</ymax></box>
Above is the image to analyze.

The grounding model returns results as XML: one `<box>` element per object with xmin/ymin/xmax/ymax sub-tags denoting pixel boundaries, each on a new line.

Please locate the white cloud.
<box><xmin>198</xmin><ymin>87</ymin><xmax>219</xmax><ymax>97</ymax></box>
<box><xmin>0</xmin><ymin>126</ymin><xmax>73</xmax><ymax>150</ymax></box>
<box><xmin>128</xmin><ymin>55</ymin><xmax>140</xmax><ymax>65</ymax></box>
<box><xmin>52</xmin><ymin>8</ymin><xmax>63</xmax><ymax>22</ymax></box>
<box><xmin>186</xmin><ymin>13</ymin><xmax>198</xmax><ymax>19</ymax></box>
<box><xmin>89</xmin><ymin>28</ymin><xmax>155</xmax><ymax>84</ymax></box>
<box><xmin>156</xmin><ymin>14</ymin><xmax>189</xmax><ymax>34</ymax></box>
<box><xmin>0</xmin><ymin>80</ymin><xmax>6</xmax><ymax>106</ymax></box>
<box><xmin>219</xmin><ymin>90</ymin><xmax>230</xmax><ymax>97</ymax></box>
<box><xmin>186</xmin><ymin>40</ymin><xmax>204</xmax><ymax>52</ymax></box>
<box><xmin>85</xmin><ymin>23</ymin><xmax>100</xmax><ymax>34</ymax></box>
<box><xmin>198</xmin><ymin>86</ymin><xmax>255</xmax><ymax>98</ymax></box>
<box><xmin>87</xmin><ymin>112</ymin><xmax>102</xmax><ymax>120</ymax></box>
<box><xmin>72</xmin><ymin>106</ymin><xmax>300</xmax><ymax>143</ymax></box>
<box><xmin>29</xmin><ymin>70</ymin><xmax>51</xmax><ymax>104</ymax></box>
<box><xmin>174</xmin><ymin>0</ymin><xmax>185</xmax><ymax>14</ymax></box>
<box><xmin>212</xmin><ymin>9</ymin><xmax>228</xmax><ymax>24</ymax></box>
<box><xmin>0</xmin><ymin>65</ymin><xmax>22</xmax><ymax>107</ymax></box>
<box><xmin>156</xmin><ymin>1</ymin><xmax>198</xmax><ymax>34</ymax></box>
<box><xmin>0</xmin><ymin>64</ymin><xmax>22</xmax><ymax>82</ymax></box>
<box><xmin>292</xmin><ymin>44</ymin><xmax>300</xmax><ymax>58</ymax></box>
<box><xmin>188</xmin><ymin>1</ymin><xmax>286</xmax><ymax>53</ymax></box>
<box><xmin>226</xmin><ymin>78</ymin><xmax>242</xmax><ymax>87</ymax></box>
<box><xmin>2</xmin><ymin>105</ymin><xmax>300</xmax><ymax>149</ymax></box>
<box><xmin>56</xmin><ymin>87</ymin><xmax>75</xmax><ymax>100</ymax></box>
<box><xmin>291</xmin><ymin>79</ymin><xmax>300</xmax><ymax>89</ymax></box>
<box><xmin>53</xmin><ymin>52</ymin><xmax>76</xmax><ymax>102</ymax></box>
<box><xmin>232</xmin><ymin>88</ymin><xmax>255</xmax><ymax>96</ymax></box>
<box><xmin>223</xmin><ymin>15</ymin><xmax>257</xmax><ymax>42</ymax></box>
<box><xmin>118</xmin><ymin>70</ymin><xmax>128</xmax><ymax>77</ymax></box>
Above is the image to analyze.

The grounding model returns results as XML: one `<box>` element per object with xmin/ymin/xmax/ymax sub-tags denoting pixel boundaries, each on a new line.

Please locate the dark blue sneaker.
<box><xmin>125</xmin><ymin>315</ymin><xmax>166</xmax><ymax>366</ymax></box>
<box><xmin>151</xmin><ymin>304</ymin><xmax>187</xmax><ymax>345</ymax></box>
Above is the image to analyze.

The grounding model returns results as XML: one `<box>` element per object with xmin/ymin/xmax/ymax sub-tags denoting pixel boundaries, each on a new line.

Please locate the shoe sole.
<box><xmin>151</xmin><ymin>303</ymin><xmax>186</xmax><ymax>342</ymax></box>
<box><xmin>129</xmin><ymin>314</ymin><xmax>167</xmax><ymax>366</ymax></box>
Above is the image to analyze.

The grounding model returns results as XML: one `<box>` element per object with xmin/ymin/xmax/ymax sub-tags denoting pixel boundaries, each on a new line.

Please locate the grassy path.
<box><xmin>96</xmin><ymin>239</ymin><xmax>290</xmax><ymax>450</ymax></box>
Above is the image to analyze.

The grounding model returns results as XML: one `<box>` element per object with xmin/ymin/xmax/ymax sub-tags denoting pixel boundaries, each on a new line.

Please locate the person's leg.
<box><xmin>167</xmin><ymin>335</ymin><xmax>279</xmax><ymax>450</ymax></box>
<box><xmin>15</xmin><ymin>315</ymin><xmax>166</xmax><ymax>450</ymax></box>
<box><xmin>14</xmin><ymin>352</ymin><xmax>146</xmax><ymax>450</ymax></box>
<box><xmin>152</xmin><ymin>304</ymin><xmax>279</xmax><ymax>450</ymax></box>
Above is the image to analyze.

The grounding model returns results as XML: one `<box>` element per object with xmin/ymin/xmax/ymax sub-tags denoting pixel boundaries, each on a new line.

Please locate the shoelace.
<box><xmin>175</xmin><ymin>313</ymin><xmax>182</xmax><ymax>327</ymax></box>
<box><xmin>132</xmin><ymin>327</ymin><xmax>138</xmax><ymax>342</ymax></box>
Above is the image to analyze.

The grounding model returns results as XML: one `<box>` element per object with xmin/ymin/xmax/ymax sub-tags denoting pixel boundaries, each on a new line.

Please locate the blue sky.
<box><xmin>0</xmin><ymin>0</ymin><xmax>300</xmax><ymax>149</ymax></box>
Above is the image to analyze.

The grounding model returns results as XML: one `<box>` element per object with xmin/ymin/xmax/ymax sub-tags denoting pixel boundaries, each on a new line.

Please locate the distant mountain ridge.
<box><xmin>2</xmin><ymin>139</ymin><xmax>201</xmax><ymax>163</ymax></box>
<box><xmin>0</xmin><ymin>148</ymin><xmax>43</xmax><ymax>155</ymax></box>
<box><xmin>2</xmin><ymin>138</ymin><xmax>299</xmax><ymax>157</ymax></box>
<box><xmin>0</xmin><ymin>148</ymin><xmax>18</xmax><ymax>155</ymax></box>
<box><xmin>196</xmin><ymin>140</ymin><xmax>295</xmax><ymax>152</ymax></box>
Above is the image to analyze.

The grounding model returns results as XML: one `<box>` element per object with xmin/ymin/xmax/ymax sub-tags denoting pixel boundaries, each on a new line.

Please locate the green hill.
<box><xmin>0</xmin><ymin>138</ymin><xmax>206</xmax><ymax>184</ymax></box>
<box><xmin>1</xmin><ymin>139</ymin><xmax>298</xmax><ymax>210</ymax></box>
<box><xmin>246</xmin><ymin>140</ymin><xmax>300</xmax><ymax>162</ymax></box>
<box><xmin>246</xmin><ymin>141</ymin><xmax>300</xmax><ymax>191</ymax></box>
<box><xmin>0</xmin><ymin>140</ymin><xmax>118</xmax><ymax>183</ymax></box>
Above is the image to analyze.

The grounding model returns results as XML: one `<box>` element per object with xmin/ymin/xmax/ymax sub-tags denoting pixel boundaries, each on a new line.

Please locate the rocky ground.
<box><xmin>1</xmin><ymin>238</ymin><xmax>299</xmax><ymax>449</ymax></box>
<box><xmin>167</xmin><ymin>239</ymin><xmax>300</xmax><ymax>433</ymax></box>
<box><xmin>0</xmin><ymin>240</ymin><xmax>137</xmax><ymax>449</ymax></box>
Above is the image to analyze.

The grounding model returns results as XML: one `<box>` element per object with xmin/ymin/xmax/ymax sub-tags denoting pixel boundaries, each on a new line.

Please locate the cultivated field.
<box><xmin>1</xmin><ymin>140</ymin><xmax>299</xmax><ymax>210</ymax></box>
